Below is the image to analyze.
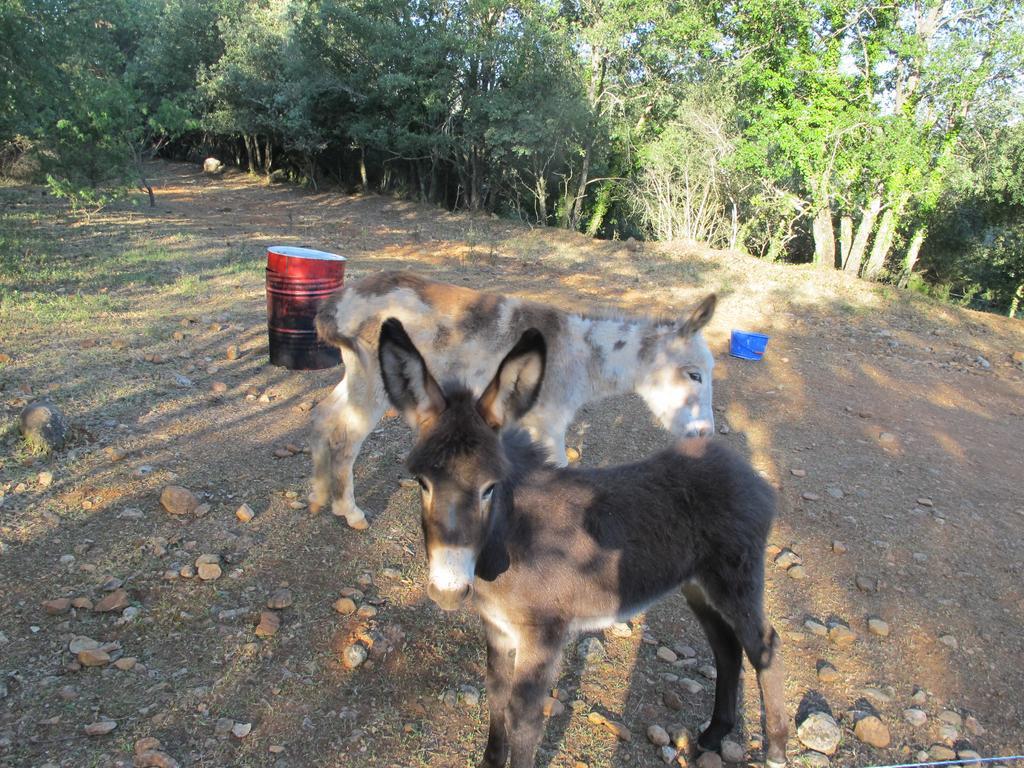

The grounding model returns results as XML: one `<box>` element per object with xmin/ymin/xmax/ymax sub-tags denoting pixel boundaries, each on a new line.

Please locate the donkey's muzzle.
<box><xmin>427</xmin><ymin>581</ymin><xmax>472</xmax><ymax>611</ymax></box>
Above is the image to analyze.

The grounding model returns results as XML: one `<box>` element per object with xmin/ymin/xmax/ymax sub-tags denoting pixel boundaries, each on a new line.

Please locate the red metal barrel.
<box><xmin>265</xmin><ymin>246</ymin><xmax>346</xmax><ymax>370</ymax></box>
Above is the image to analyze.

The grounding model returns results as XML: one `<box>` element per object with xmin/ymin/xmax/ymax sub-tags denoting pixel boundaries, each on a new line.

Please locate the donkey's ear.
<box><xmin>678</xmin><ymin>293</ymin><xmax>717</xmax><ymax>337</ymax></box>
<box><xmin>477</xmin><ymin>329</ymin><xmax>546</xmax><ymax>430</ymax></box>
<box><xmin>378</xmin><ymin>318</ymin><xmax>447</xmax><ymax>429</ymax></box>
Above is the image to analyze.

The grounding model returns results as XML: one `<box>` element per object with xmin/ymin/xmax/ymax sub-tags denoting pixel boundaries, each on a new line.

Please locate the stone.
<box><xmin>648</xmin><ymin>725</ymin><xmax>671</xmax><ymax>746</ymax></box>
<box><xmin>69</xmin><ymin>636</ymin><xmax>100</xmax><ymax>654</ymax></box>
<box><xmin>802</xmin><ymin>492</ymin><xmax>821</xmax><ymax>501</ymax></box>
<box><xmin>135</xmin><ymin>738</ymin><xmax>162</xmax><ymax>756</ymax></box>
<box><xmin>566</xmin><ymin>447</ymin><xmax>581</xmax><ymax>463</ymax></box>
<box><xmin>797</xmin><ymin>712</ymin><xmax>841</xmax><ymax>755</ymax></box>
<box><xmin>235</xmin><ymin>503</ymin><xmax>254</xmax><ymax>523</ymax></box>
<box><xmin>696</xmin><ymin>664</ymin><xmax>717</xmax><ymax>681</ymax></box>
<box><xmin>721</xmin><ymin>739</ymin><xmax>745</xmax><ymax>762</ymax></box>
<box><xmin>853</xmin><ymin>715</ymin><xmax>890</xmax><ymax>748</ymax></box>
<box><xmin>826</xmin><ymin>486</ymin><xmax>844</xmax><ymax>499</ymax></box>
<box><xmin>42</xmin><ymin>598</ymin><xmax>71</xmax><ymax>615</ymax></box>
<box><xmin>678</xmin><ymin>677</ymin><xmax>703</xmax><ymax>694</ymax></box>
<box><xmin>343</xmin><ymin>643</ymin><xmax>368</xmax><ymax>669</ymax></box>
<box><xmin>799</xmin><ymin>751</ymin><xmax>831</xmax><ymax>768</ymax></box>
<box><xmin>266</xmin><ymin>588</ymin><xmax>293</xmax><ymax>609</ymax></box>
<box><xmin>879</xmin><ymin>432</ymin><xmax>897</xmax><ymax>444</ymax></box>
<box><xmin>94</xmin><ymin>589</ymin><xmax>129</xmax><ymax>612</ymax></box>
<box><xmin>58</xmin><ymin>685</ymin><xmax>78</xmax><ymax>701</ymax></box>
<box><xmin>160</xmin><ymin>485</ymin><xmax>199</xmax><ymax>516</ymax></box>
<box><xmin>114</xmin><ymin>657</ymin><xmax>137</xmax><ymax>671</ymax></box>
<box><xmin>20</xmin><ymin>400</ymin><xmax>68</xmax><ymax>453</ymax></box>
<box><xmin>938</xmin><ymin>710</ymin><xmax>962</xmax><ymax>727</ymax></box>
<box><xmin>916</xmin><ymin>497</ymin><xmax>934</xmax><ymax>507</ymax></box>
<box><xmin>831</xmin><ymin>540</ymin><xmax>848</xmax><ymax>554</ymax></box>
<box><xmin>657</xmin><ymin>646</ymin><xmax>678</xmax><ymax>663</ymax></box>
<box><xmin>134</xmin><ymin>750</ymin><xmax>179</xmax><ymax>768</ymax></box>
<box><xmin>214</xmin><ymin>717</ymin><xmax>235</xmax><ymax>736</ymax></box>
<box><xmin>661</xmin><ymin>745</ymin><xmax>679</xmax><ymax>764</ymax></box>
<box><xmin>788</xmin><ymin>565</ymin><xmax>808</xmax><ymax>580</ymax></box>
<box><xmin>255</xmin><ymin>611</ymin><xmax>280</xmax><ymax>638</ymax></box>
<box><xmin>867</xmin><ymin>617</ymin><xmax>890</xmax><ymax>637</ymax></box>
<box><xmin>855</xmin><ymin>574</ymin><xmax>878</xmax><ymax>593</ymax></box>
<box><xmin>458</xmin><ymin>685</ymin><xmax>481</xmax><ymax>707</ymax></box>
<box><xmin>196</xmin><ymin>555</ymin><xmax>222</xmax><ymax>580</ymax></box>
<box><xmin>903</xmin><ymin>709</ymin><xmax>927</xmax><ymax>727</ymax></box>
<box><xmin>791</xmin><ymin>468</ymin><xmax>807</xmax><ymax>477</ymax></box>
<box><xmin>663</xmin><ymin>690</ymin><xmax>683</xmax><ymax>710</ymax></box>
<box><xmin>105</xmin><ymin>446</ymin><xmax>127</xmax><ymax>462</ymax></box>
<box><xmin>965</xmin><ymin>715</ymin><xmax>984</xmax><ymax>735</ymax></box>
<box><xmin>696</xmin><ymin>751</ymin><xmax>722</xmax><ymax>768</ymax></box>
<box><xmin>775</xmin><ymin>549</ymin><xmax>802</xmax><ymax>569</ymax></box>
<box><xmin>815</xmin><ymin>663</ymin><xmax>839</xmax><ymax>684</ymax></box>
<box><xmin>357</xmin><ymin>605</ymin><xmax>377</xmax><ymax>618</ymax></box>
<box><xmin>333</xmin><ymin>597</ymin><xmax>357</xmax><ymax>615</ymax></box>
<box><xmin>957</xmin><ymin>750</ymin><xmax>981</xmax><ymax>765</ymax></box>
<box><xmin>929</xmin><ymin>745</ymin><xmax>956</xmax><ymax>761</ymax></box>
<box><xmin>543</xmin><ymin>697</ymin><xmax>565</xmax><ymax>717</ymax></box>
<box><xmin>203</xmin><ymin>157</ymin><xmax>224</xmax><ymax>174</ymax></box>
<box><xmin>84</xmin><ymin>720</ymin><xmax>117</xmax><ymax>736</ymax></box>
<box><xmin>804</xmin><ymin>620</ymin><xmax>828</xmax><ymax>637</ymax></box>
<box><xmin>231</xmin><ymin>722</ymin><xmax>252</xmax><ymax>739</ymax></box>
<box><xmin>828</xmin><ymin>624</ymin><xmax>856</xmax><ymax>647</ymax></box>
<box><xmin>78</xmin><ymin>648</ymin><xmax>112</xmax><ymax>666</ymax></box>
<box><xmin>939</xmin><ymin>634</ymin><xmax>959</xmax><ymax>649</ymax></box>
<box><xmin>579</xmin><ymin>637</ymin><xmax>606</xmax><ymax>664</ymax></box>
<box><xmin>211</xmin><ymin>381</ymin><xmax>228</xmax><ymax>395</ymax></box>
<box><xmin>38</xmin><ymin>470</ymin><xmax>54</xmax><ymax>488</ymax></box>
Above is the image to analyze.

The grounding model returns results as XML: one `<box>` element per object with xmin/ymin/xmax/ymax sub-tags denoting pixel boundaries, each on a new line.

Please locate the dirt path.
<box><xmin>1</xmin><ymin>162</ymin><xmax>1022</xmax><ymax>768</ymax></box>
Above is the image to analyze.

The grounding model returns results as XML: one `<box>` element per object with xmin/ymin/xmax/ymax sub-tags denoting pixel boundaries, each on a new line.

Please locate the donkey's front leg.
<box><xmin>308</xmin><ymin>357</ymin><xmax>386</xmax><ymax>529</ymax></box>
<box><xmin>479</xmin><ymin>619</ymin><xmax>517</xmax><ymax>768</ymax></box>
<box><xmin>507</xmin><ymin>625</ymin><xmax>566</xmax><ymax>768</ymax></box>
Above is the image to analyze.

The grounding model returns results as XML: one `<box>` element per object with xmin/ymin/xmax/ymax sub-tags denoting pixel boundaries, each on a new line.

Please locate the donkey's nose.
<box><xmin>427</xmin><ymin>582</ymin><xmax>472</xmax><ymax>611</ymax></box>
<box><xmin>685</xmin><ymin>420</ymin><xmax>713</xmax><ymax>438</ymax></box>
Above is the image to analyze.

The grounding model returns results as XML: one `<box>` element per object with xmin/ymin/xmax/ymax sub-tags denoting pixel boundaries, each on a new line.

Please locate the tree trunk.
<box><xmin>567</xmin><ymin>144</ymin><xmax>591</xmax><ymax>230</ymax></box>
<box><xmin>811</xmin><ymin>205</ymin><xmax>836</xmax><ymax>266</ymax></box>
<box><xmin>839</xmin><ymin>216</ymin><xmax>852</xmax><ymax>268</ymax></box>
<box><xmin>898</xmin><ymin>227</ymin><xmax>926</xmax><ymax>288</ymax></box>
<box><xmin>359</xmin><ymin>148</ymin><xmax>368</xmax><ymax>190</ymax></box>
<box><xmin>534</xmin><ymin>174</ymin><xmax>547</xmax><ymax>225</ymax></box>
<box><xmin>864</xmin><ymin>205</ymin><xmax>902</xmax><ymax>280</ymax></box>
<box><xmin>264</xmin><ymin>137</ymin><xmax>273</xmax><ymax>175</ymax></box>
<box><xmin>845</xmin><ymin>195</ymin><xmax>882</xmax><ymax>274</ymax></box>
<box><xmin>1008</xmin><ymin>282</ymin><xmax>1023</xmax><ymax>318</ymax></box>
<box><xmin>244</xmin><ymin>135</ymin><xmax>257</xmax><ymax>174</ymax></box>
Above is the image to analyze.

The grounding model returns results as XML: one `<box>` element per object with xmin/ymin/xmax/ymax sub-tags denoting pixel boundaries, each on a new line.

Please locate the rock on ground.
<box><xmin>20</xmin><ymin>400</ymin><xmax>68</xmax><ymax>453</ymax></box>
<box><xmin>853</xmin><ymin>715</ymin><xmax>891</xmax><ymax>748</ymax></box>
<box><xmin>84</xmin><ymin>720</ymin><xmax>117</xmax><ymax>736</ymax></box>
<box><xmin>160</xmin><ymin>486</ymin><xmax>200</xmax><ymax>516</ymax></box>
<box><xmin>648</xmin><ymin>725</ymin><xmax>671</xmax><ymax>746</ymax></box>
<box><xmin>797</xmin><ymin>711</ymin><xmax>841</xmax><ymax>755</ymax></box>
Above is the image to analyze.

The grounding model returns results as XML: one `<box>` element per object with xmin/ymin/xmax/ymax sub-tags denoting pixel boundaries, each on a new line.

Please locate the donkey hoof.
<box><xmin>333</xmin><ymin>502</ymin><xmax>369</xmax><ymax>530</ymax></box>
<box><xmin>766</xmin><ymin>760</ymin><xmax>787</xmax><ymax>768</ymax></box>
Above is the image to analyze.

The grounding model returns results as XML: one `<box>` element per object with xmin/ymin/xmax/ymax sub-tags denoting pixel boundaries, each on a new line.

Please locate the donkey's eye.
<box><xmin>481</xmin><ymin>483</ymin><xmax>497</xmax><ymax>501</ymax></box>
<box><xmin>688</xmin><ymin>371</ymin><xmax>703</xmax><ymax>383</ymax></box>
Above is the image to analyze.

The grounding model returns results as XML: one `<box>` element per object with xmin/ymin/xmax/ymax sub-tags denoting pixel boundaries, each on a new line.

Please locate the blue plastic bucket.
<box><xmin>730</xmin><ymin>330</ymin><xmax>769</xmax><ymax>360</ymax></box>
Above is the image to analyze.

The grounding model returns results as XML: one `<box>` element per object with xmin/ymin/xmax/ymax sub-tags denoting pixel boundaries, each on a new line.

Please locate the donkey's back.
<box><xmin>485</xmin><ymin>434</ymin><xmax>776</xmax><ymax>637</ymax></box>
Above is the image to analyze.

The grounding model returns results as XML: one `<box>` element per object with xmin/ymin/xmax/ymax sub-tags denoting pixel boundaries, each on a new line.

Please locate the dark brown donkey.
<box><xmin>377</xmin><ymin>318</ymin><xmax>788</xmax><ymax>768</ymax></box>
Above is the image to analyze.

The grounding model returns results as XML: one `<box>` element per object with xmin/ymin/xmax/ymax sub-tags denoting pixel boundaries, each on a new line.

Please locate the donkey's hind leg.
<box><xmin>683</xmin><ymin>585</ymin><xmax>743</xmax><ymax>755</ymax></box>
<box><xmin>687</xmin><ymin>582</ymin><xmax>788</xmax><ymax>767</ymax></box>
<box><xmin>309</xmin><ymin>352</ymin><xmax>386</xmax><ymax>529</ymax></box>
<box><xmin>735</xmin><ymin>620</ymin><xmax>788</xmax><ymax>767</ymax></box>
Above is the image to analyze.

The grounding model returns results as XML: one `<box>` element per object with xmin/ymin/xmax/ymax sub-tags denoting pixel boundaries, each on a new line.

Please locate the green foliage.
<box><xmin>2</xmin><ymin>0</ymin><xmax>1023</xmax><ymax>316</ymax></box>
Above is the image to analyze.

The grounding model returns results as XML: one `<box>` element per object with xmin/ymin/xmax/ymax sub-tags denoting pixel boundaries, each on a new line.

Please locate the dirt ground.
<box><xmin>1</xmin><ymin>162</ymin><xmax>1022</xmax><ymax>768</ymax></box>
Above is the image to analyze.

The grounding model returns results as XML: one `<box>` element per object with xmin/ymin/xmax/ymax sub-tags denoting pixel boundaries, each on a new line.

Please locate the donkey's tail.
<box><xmin>315</xmin><ymin>301</ymin><xmax>368</xmax><ymax>368</ymax></box>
